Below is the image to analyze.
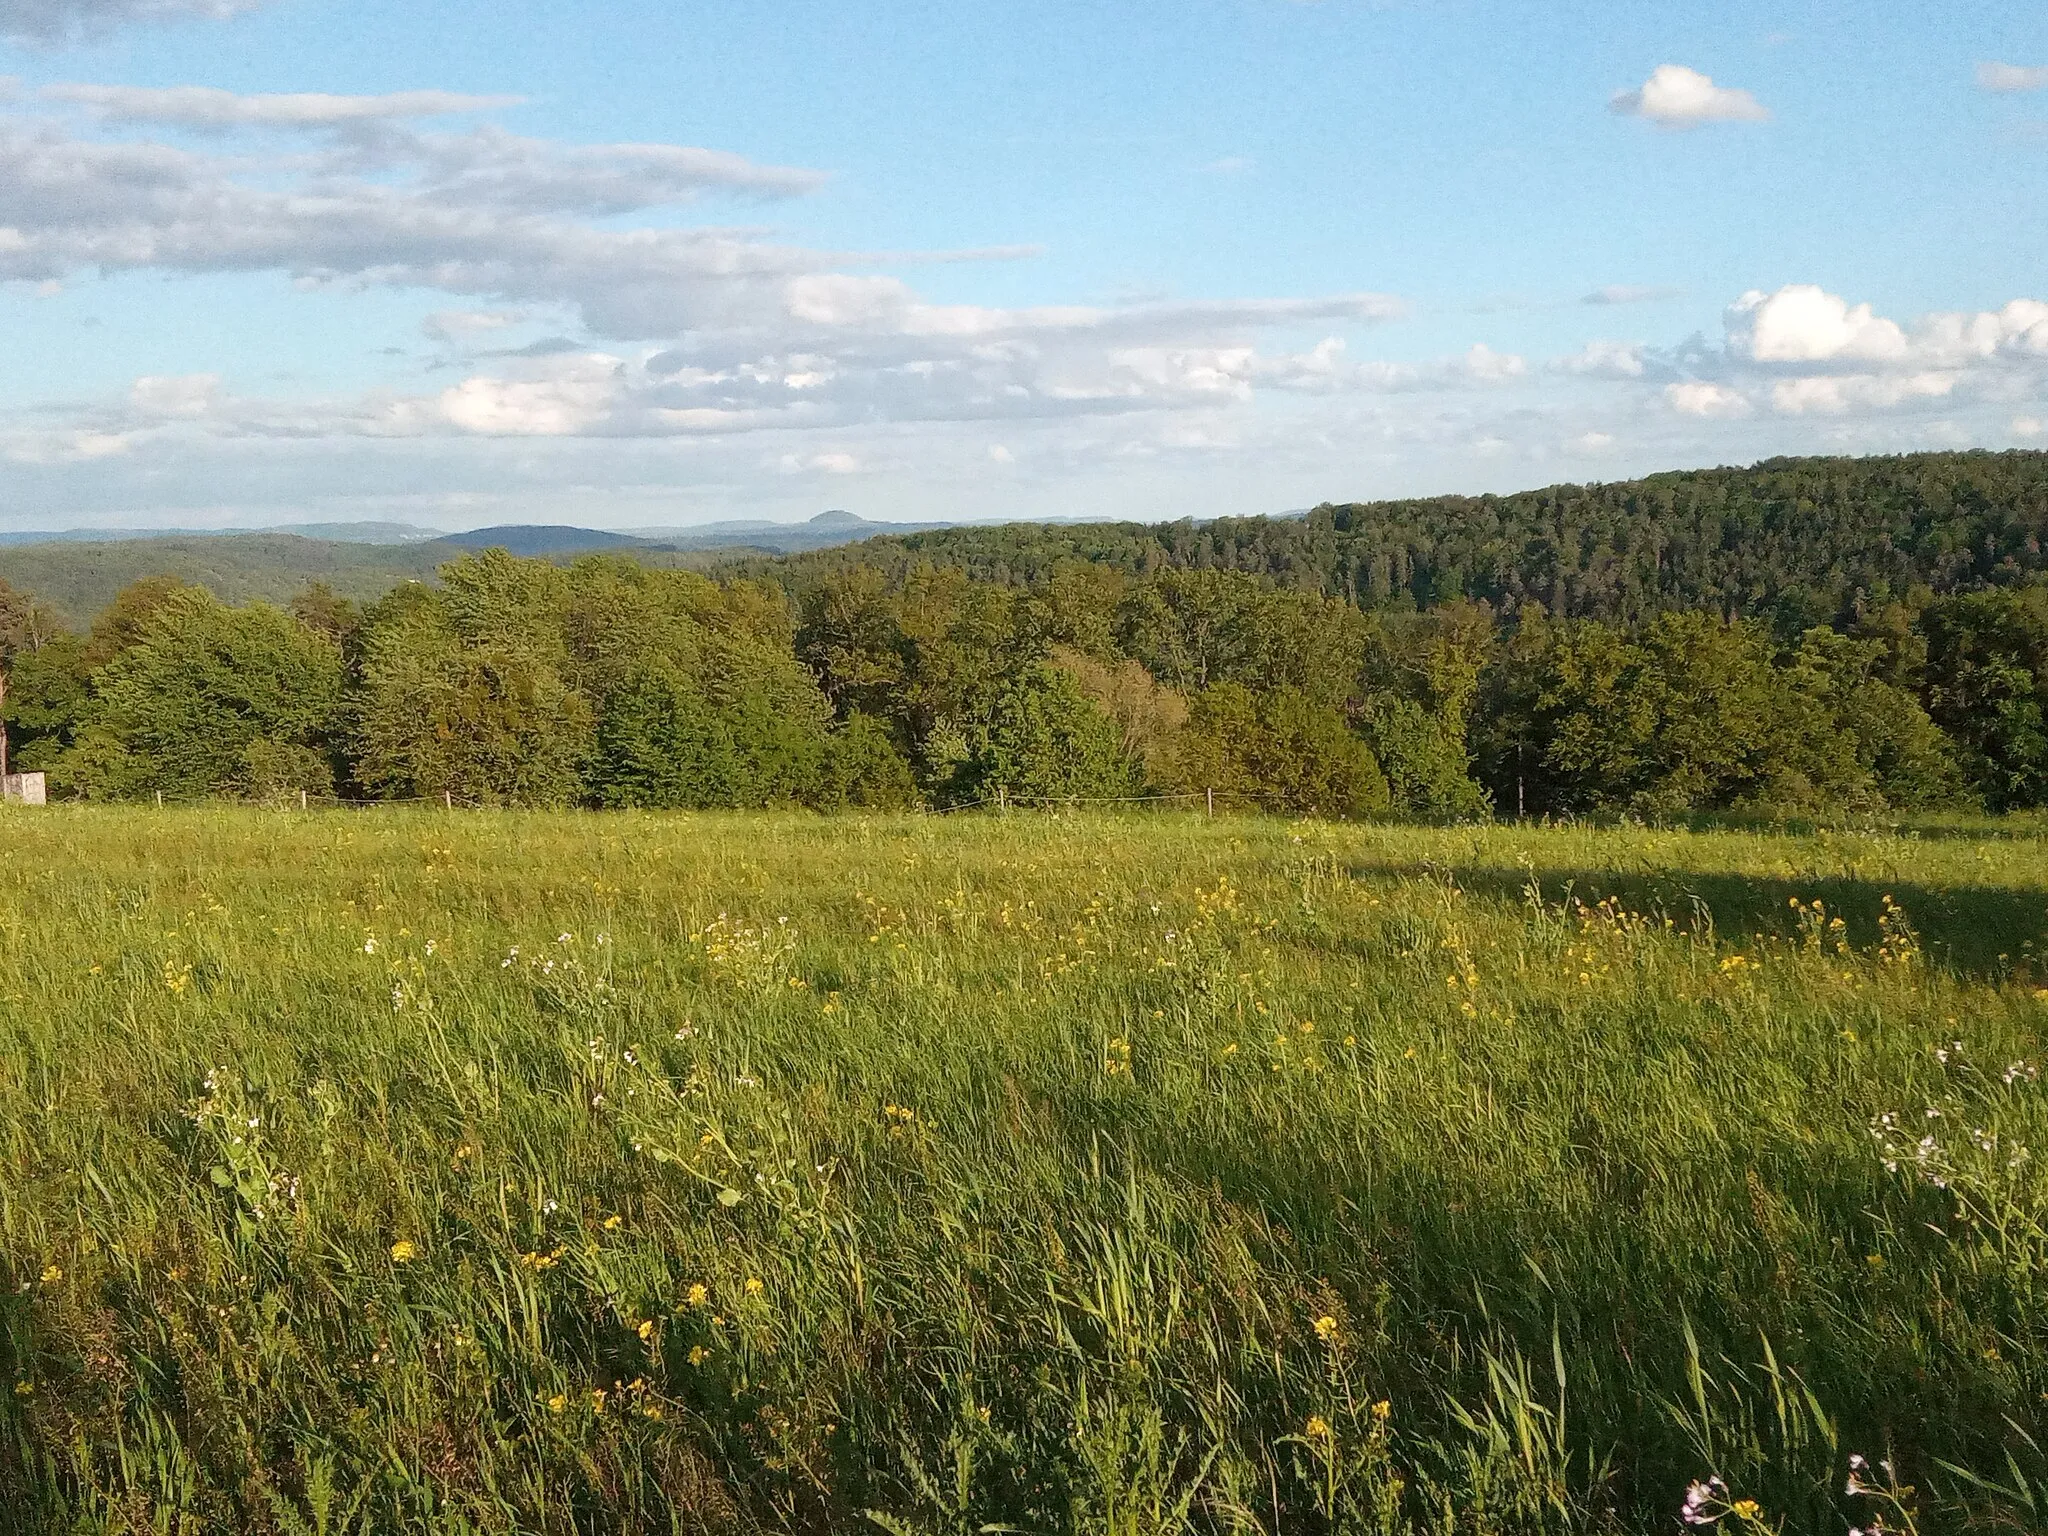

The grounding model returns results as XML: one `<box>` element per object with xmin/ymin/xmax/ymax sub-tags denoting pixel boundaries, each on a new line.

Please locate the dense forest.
<box><xmin>733</xmin><ymin>449</ymin><xmax>2048</xmax><ymax>632</ymax></box>
<box><xmin>8</xmin><ymin>449</ymin><xmax>2048</xmax><ymax>819</ymax></box>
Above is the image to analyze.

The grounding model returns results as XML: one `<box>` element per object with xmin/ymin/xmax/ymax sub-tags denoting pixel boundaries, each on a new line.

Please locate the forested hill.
<box><xmin>728</xmin><ymin>450</ymin><xmax>2048</xmax><ymax>629</ymax></box>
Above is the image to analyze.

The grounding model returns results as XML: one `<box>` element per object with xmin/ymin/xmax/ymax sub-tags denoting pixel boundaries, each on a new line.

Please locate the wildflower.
<box><xmin>688</xmin><ymin>1345</ymin><xmax>709</xmax><ymax>1365</ymax></box>
<box><xmin>12</xmin><ymin>1381</ymin><xmax>31</xmax><ymax>1397</ymax></box>
<box><xmin>39</xmin><ymin>1265</ymin><xmax>61</xmax><ymax>1285</ymax></box>
<box><xmin>1681</xmin><ymin>1477</ymin><xmax>1728</xmax><ymax>1527</ymax></box>
<box><xmin>545</xmin><ymin>1392</ymin><xmax>567</xmax><ymax>1414</ymax></box>
<box><xmin>603</xmin><ymin>1214</ymin><xmax>623</xmax><ymax>1231</ymax></box>
<box><xmin>1731</xmin><ymin>1500</ymin><xmax>1761</xmax><ymax>1522</ymax></box>
<box><xmin>363</xmin><ymin>937</ymin><xmax>376</xmax><ymax>954</ymax></box>
<box><xmin>1304</xmin><ymin>1414</ymin><xmax>1332</xmax><ymax>1440</ymax></box>
<box><xmin>589</xmin><ymin>1389</ymin><xmax>606</xmax><ymax>1414</ymax></box>
<box><xmin>745</xmin><ymin>1276</ymin><xmax>763</xmax><ymax>1296</ymax></box>
<box><xmin>389</xmin><ymin>1241</ymin><xmax>417</xmax><ymax>1263</ymax></box>
<box><xmin>637</xmin><ymin>1319</ymin><xmax>656</xmax><ymax>1342</ymax></box>
<box><xmin>1313</xmin><ymin>1314</ymin><xmax>1339</xmax><ymax>1343</ymax></box>
<box><xmin>1846</xmin><ymin>1454</ymin><xmax>1870</xmax><ymax>1495</ymax></box>
<box><xmin>687</xmin><ymin>1283</ymin><xmax>709</xmax><ymax>1307</ymax></box>
<box><xmin>1371</xmin><ymin>1399</ymin><xmax>1391</xmax><ymax>1422</ymax></box>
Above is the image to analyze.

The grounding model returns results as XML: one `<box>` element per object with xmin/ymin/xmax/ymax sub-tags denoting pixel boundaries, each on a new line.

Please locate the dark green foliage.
<box><xmin>743</xmin><ymin>450</ymin><xmax>2048</xmax><ymax>633</ymax></box>
<box><xmin>1921</xmin><ymin>588</ymin><xmax>2048</xmax><ymax>810</ymax></box>
<box><xmin>819</xmin><ymin>711</ymin><xmax>921</xmax><ymax>809</ymax></box>
<box><xmin>62</xmin><ymin>589</ymin><xmax>344</xmax><ymax>801</ymax></box>
<box><xmin>12</xmin><ymin>451</ymin><xmax>2048</xmax><ymax>816</ymax></box>
<box><xmin>1174</xmin><ymin>682</ymin><xmax>1390</xmax><ymax>817</ymax></box>
<box><xmin>954</xmin><ymin>663</ymin><xmax>1141</xmax><ymax>806</ymax></box>
<box><xmin>354</xmin><ymin>597</ymin><xmax>592</xmax><ymax>808</ymax></box>
<box><xmin>589</xmin><ymin>665</ymin><xmax>741</xmax><ymax>809</ymax></box>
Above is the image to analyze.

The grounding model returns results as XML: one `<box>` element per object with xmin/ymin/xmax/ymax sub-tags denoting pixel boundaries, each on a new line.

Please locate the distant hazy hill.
<box><xmin>0</xmin><ymin>511</ymin><xmax>963</xmax><ymax>624</ymax></box>
<box><xmin>0</xmin><ymin>521</ymin><xmax>444</xmax><ymax>548</ymax></box>
<box><xmin>0</xmin><ymin>535</ymin><xmax>446</xmax><ymax>626</ymax></box>
<box><xmin>425</xmin><ymin>525</ymin><xmax>655</xmax><ymax>557</ymax></box>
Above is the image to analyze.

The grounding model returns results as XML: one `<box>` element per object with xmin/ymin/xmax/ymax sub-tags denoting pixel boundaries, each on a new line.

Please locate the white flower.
<box><xmin>1680</xmin><ymin>1476</ymin><xmax>1727</xmax><ymax>1527</ymax></box>
<box><xmin>363</xmin><ymin>938</ymin><xmax>377</xmax><ymax>954</ymax></box>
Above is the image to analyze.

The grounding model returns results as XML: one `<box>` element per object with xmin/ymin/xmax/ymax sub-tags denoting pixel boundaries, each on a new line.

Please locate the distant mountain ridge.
<box><xmin>0</xmin><ymin>521</ymin><xmax>446</xmax><ymax>547</ymax></box>
<box><xmin>0</xmin><ymin>511</ymin><xmax>968</xmax><ymax>623</ymax></box>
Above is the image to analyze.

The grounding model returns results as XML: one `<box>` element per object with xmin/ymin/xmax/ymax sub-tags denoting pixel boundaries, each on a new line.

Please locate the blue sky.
<box><xmin>1</xmin><ymin>0</ymin><xmax>2044</xmax><ymax>531</ymax></box>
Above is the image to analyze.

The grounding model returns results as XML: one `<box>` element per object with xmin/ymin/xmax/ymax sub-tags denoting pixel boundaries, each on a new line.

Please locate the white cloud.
<box><xmin>42</xmin><ymin>84</ymin><xmax>523</xmax><ymax>126</ymax></box>
<box><xmin>1728</xmin><ymin>285</ymin><xmax>2048</xmax><ymax>369</ymax></box>
<box><xmin>1459</xmin><ymin>343</ymin><xmax>1526</xmax><ymax>383</ymax></box>
<box><xmin>422</xmin><ymin>309</ymin><xmax>526</xmax><ymax>343</ymax></box>
<box><xmin>987</xmin><ymin>443</ymin><xmax>1014</xmax><ymax>463</ymax></box>
<box><xmin>1558</xmin><ymin>340</ymin><xmax>1647</xmax><ymax>379</ymax></box>
<box><xmin>1769</xmin><ymin>372</ymin><xmax>1958</xmax><ymax>415</ymax></box>
<box><xmin>2016</xmin><ymin>416</ymin><xmax>2044</xmax><ymax>438</ymax></box>
<box><xmin>778</xmin><ymin>449</ymin><xmax>863</xmax><ymax>475</ymax></box>
<box><xmin>1666</xmin><ymin>381</ymin><xmax>1751</xmax><ymax>418</ymax></box>
<box><xmin>130</xmin><ymin>372</ymin><xmax>218</xmax><ymax>418</ymax></box>
<box><xmin>436</xmin><ymin>355</ymin><xmax>621</xmax><ymax>436</ymax></box>
<box><xmin>1</xmin><ymin>0</ymin><xmax>261</xmax><ymax>44</ymax></box>
<box><xmin>1727</xmin><ymin>285</ymin><xmax>1907</xmax><ymax>363</ymax></box>
<box><xmin>1977</xmin><ymin>62</ymin><xmax>2048</xmax><ymax>93</ymax></box>
<box><xmin>1611</xmin><ymin>65</ymin><xmax>1769</xmax><ymax>127</ymax></box>
<box><xmin>1203</xmin><ymin>155</ymin><xmax>1255</xmax><ymax>175</ymax></box>
<box><xmin>1567</xmin><ymin>430</ymin><xmax>1616</xmax><ymax>454</ymax></box>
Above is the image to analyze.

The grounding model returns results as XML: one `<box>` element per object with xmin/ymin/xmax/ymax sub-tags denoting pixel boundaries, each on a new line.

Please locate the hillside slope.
<box><xmin>727</xmin><ymin>450</ymin><xmax>2048</xmax><ymax>629</ymax></box>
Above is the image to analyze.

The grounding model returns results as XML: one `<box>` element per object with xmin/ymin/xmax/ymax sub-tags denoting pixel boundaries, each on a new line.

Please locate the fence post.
<box><xmin>444</xmin><ymin>790</ymin><xmax>453</xmax><ymax>811</ymax></box>
<box><xmin>155</xmin><ymin>789</ymin><xmax>163</xmax><ymax>808</ymax></box>
<box><xmin>1206</xmin><ymin>787</ymin><xmax>1214</xmax><ymax>818</ymax></box>
<box><xmin>300</xmin><ymin>789</ymin><xmax>308</xmax><ymax>811</ymax></box>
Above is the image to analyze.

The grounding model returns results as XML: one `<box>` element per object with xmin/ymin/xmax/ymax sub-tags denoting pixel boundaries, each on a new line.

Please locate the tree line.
<box><xmin>10</xmin><ymin>525</ymin><xmax>2048</xmax><ymax>816</ymax></box>
<box><xmin>733</xmin><ymin>448</ymin><xmax>2048</xmax><ymax>636</ymax></box>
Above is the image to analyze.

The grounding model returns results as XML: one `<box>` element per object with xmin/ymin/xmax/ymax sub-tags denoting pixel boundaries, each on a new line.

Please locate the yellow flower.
<box><xmin>602</xmin><ymin>1214</ymin><xmax>623</xmax><ymax>1231</ymax></box>
<box><xmin>637</xmin><ymin>1319</ymin><xmax>656</xmax><ymax>1342</ymax></box>
<box><xmin>589</xmin><ymin>1389</ymin><xmax>606</xmax><ymax>1415</ymax></box>
<box><xmin>1305</xmin><ymin>1414</ymin><xmax>1332</xmax><ymax>1439</ymax></box>
<box><xmin>745</xmin><ymin>1276</ymin><xmax>763</xmax><ymax>1296</ymax></box>
<box><xmin>687</xmin><ymin>1282</ymin><xmax>709</xmax><ymax>1307</ymax></box>
<box><xmin>39</xmin><ymin>1265</ymin><xmax>61</xmax><ymax>1285</ymax></box>
<box><xmin>1371</xmin><ymin>1399</ymin><xmax>1392</xmax><ymax>1422</ymax></box>
<box><xmin>389</xmin><ymin>1241</ymin><xmax>417</xmax><ymax>1264</ymax></box>
<box><xmin>688</xmin><ymin>1345</ymin><xmax>709</xmax><ymax>1365</ymax></box>
<box><xmin>1731</xmin><ymin>1499</ymin><xmax>1761</xmax><ymax>1521</ymax></box>
<box><xmin>13</xmin><ymin>1381</ymin><xmax>33</xmax><ymax>1397</ymax></box>
<box><xmin>1313</xmin><ymin>1314</ymin><xmax>1339</xmax><ymax>1343</ymax></box>
<box><xmin>545</xmin><ymin>1393</ymin><xmax>567</xmax><ymax>1414</ymax></box>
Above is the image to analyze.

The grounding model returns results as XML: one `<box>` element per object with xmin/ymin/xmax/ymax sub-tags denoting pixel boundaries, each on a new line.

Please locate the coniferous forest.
<box><xmin>6</xmin><ymin>449</ymin><xmax>2048</xmax><ymax>820</ymax></box>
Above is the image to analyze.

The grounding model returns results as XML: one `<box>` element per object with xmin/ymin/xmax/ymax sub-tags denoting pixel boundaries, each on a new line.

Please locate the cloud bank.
<box><xmin>2</xmin><ymin>84</ymin><xmax>2044</xmax><ymax>527</ymax></box>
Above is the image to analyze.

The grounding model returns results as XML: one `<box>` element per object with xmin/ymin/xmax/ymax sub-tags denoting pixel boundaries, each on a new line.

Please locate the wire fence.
<box><xmin>124</xmin><ymin>787</ymin><xmax>1252</xmax><ymax>815</ymax></box>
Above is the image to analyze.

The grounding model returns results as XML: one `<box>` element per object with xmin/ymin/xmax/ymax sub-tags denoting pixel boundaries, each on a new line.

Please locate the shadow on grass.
<box><xmin>1369</xmin><ymin>863</ymin><xmax>2048</xmax><ymax>980</ymax></box>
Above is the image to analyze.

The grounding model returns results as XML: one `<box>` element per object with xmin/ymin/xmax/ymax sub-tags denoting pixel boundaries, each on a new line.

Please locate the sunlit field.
<box><xmin>5</xmin><ymin>806</ymin><xmax>2048</xmax><ymax>1534</ymax></box>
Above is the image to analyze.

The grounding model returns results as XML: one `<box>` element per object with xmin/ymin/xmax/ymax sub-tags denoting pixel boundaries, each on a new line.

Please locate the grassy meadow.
<box><xmin>4</xmin><ymin>806</ymin><xmax>2048</xmax><ymax>1533</ymax></box>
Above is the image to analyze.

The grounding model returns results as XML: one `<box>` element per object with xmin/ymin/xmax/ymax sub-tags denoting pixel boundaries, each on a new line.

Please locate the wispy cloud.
<box><xmin>1</xmin><ymin>0</ymin><xmax>262</xmax><ymax>45</ymax></box>
<box><xmin>1583</xmin><ymin>284</ymin><xmax>1682</xmax><ymax>306</ymax></box>
<box><xmin>41</xmin><ymin>84</ymin><xmax>526</xmax><ymax>126</ymax></box>
<box><xmin>1977</xmin><ymin>61</ymin><xmax>2048</xmax><ymax>93</ymax></box>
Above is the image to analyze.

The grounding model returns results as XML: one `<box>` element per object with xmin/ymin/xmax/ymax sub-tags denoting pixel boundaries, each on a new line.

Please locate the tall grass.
<box><xmin>3</xmin><ymin>806</ymin><xmax>2047</xmax><ymax>1533</ymax></box>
